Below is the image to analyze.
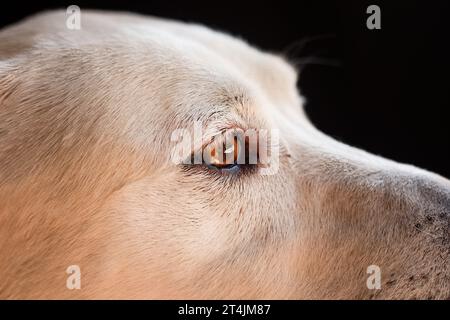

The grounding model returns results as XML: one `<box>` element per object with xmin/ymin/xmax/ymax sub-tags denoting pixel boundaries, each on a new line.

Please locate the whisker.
<box><xmin>282</xmin><ymin>33</ymin><xmax>337</xmax><ymax>59</ymax></box>
<box><xmin>280</xmin><ymin>34</ymin><xmax>340</xmax><ymax>72</ymax></box>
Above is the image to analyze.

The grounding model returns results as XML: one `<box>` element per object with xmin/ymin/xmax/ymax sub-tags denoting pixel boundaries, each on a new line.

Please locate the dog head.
<box><xmin>0</xmin><ymin>10</ymin><xmax>449</xmax><ymax>299</ymax></box>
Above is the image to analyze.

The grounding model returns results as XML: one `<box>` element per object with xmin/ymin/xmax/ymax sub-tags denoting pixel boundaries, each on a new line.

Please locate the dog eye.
<box><xmin>182</xmin><ymin>129</ymin><xmax>261</xmax><ymax>176</ymax></box>
<box><xmin>203</xmin><ymin>136</ymin><xmax>241</xmax><ymax>172</ymax></box>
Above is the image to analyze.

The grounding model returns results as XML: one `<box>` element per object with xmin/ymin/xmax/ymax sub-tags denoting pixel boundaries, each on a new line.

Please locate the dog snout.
<box><xmin>417</xmin><ymin>177</ymin><xmax>450</xmax><ymax>210</ymax></box>
<box><xmin>413</xmin><ymin>176</ymin><xmax>450</xmax><ymax>231</ymax></box>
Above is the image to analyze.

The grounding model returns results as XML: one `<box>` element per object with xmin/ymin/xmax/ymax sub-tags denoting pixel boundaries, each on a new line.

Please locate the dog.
<box><xmin>0</xmin><ymin>10</ymin><xmax>449</xmax><ymax>299</ymax></box>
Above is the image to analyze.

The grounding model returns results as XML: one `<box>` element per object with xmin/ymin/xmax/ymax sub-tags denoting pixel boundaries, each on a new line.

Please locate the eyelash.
<box><xmin>181</xmin><ymin>162</ymin><xmax>257</xmax><ymax>178</ymax></box>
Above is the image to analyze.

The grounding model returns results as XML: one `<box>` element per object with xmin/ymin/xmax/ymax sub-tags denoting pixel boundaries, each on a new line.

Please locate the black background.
<box><xmin>1</xmin><ymin>0</ymin><xmax>449</xmax><ymax>177</ymax></box>
<box><xmin>0</xmin><ymin>300</ymin><xmax>446</xmax><ymax>318</ymax></box>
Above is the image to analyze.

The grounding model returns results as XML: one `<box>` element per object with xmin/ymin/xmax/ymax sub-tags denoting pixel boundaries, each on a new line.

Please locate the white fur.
<box><xmin>0</xmin><ymin>10</ymin><xmax>449</xmax><ymax>299</ymax></box>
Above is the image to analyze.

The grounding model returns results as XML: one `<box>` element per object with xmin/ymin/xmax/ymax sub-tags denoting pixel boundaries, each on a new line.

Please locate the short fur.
<box><xmin>0</xmin><ymin>10</ymin><xmax>449</xmax><ymax>299</ymax></box>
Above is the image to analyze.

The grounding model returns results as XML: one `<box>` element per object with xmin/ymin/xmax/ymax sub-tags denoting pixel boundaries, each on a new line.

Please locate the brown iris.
<box><xmin>206</xmin><ymin>136</ymin><xmax>240</xmax><ymax>169</ymax></box>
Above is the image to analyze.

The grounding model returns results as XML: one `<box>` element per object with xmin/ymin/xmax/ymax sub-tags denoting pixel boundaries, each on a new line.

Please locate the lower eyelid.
<box><xmin>180</xmin><ymin>163</ymin><xmax>258</xmax><ymax>178</ymax></box>
<box><xmin>207</xmin><ymin>163</ymin><xmax>240</xmax><ymax>173</ymax></box>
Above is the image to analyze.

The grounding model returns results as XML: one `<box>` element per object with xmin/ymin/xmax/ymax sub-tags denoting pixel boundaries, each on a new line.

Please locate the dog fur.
<box><xmin>0</xmin><ymin>10</ymin><xmax>449</xmax><ymax>299</ymax></box>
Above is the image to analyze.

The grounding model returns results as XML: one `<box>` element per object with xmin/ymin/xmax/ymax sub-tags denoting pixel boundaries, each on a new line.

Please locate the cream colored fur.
<box><xmin>0</xmin><ymin>10</ymin><xmax>449</xmax><ymax>299</ymax></box>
